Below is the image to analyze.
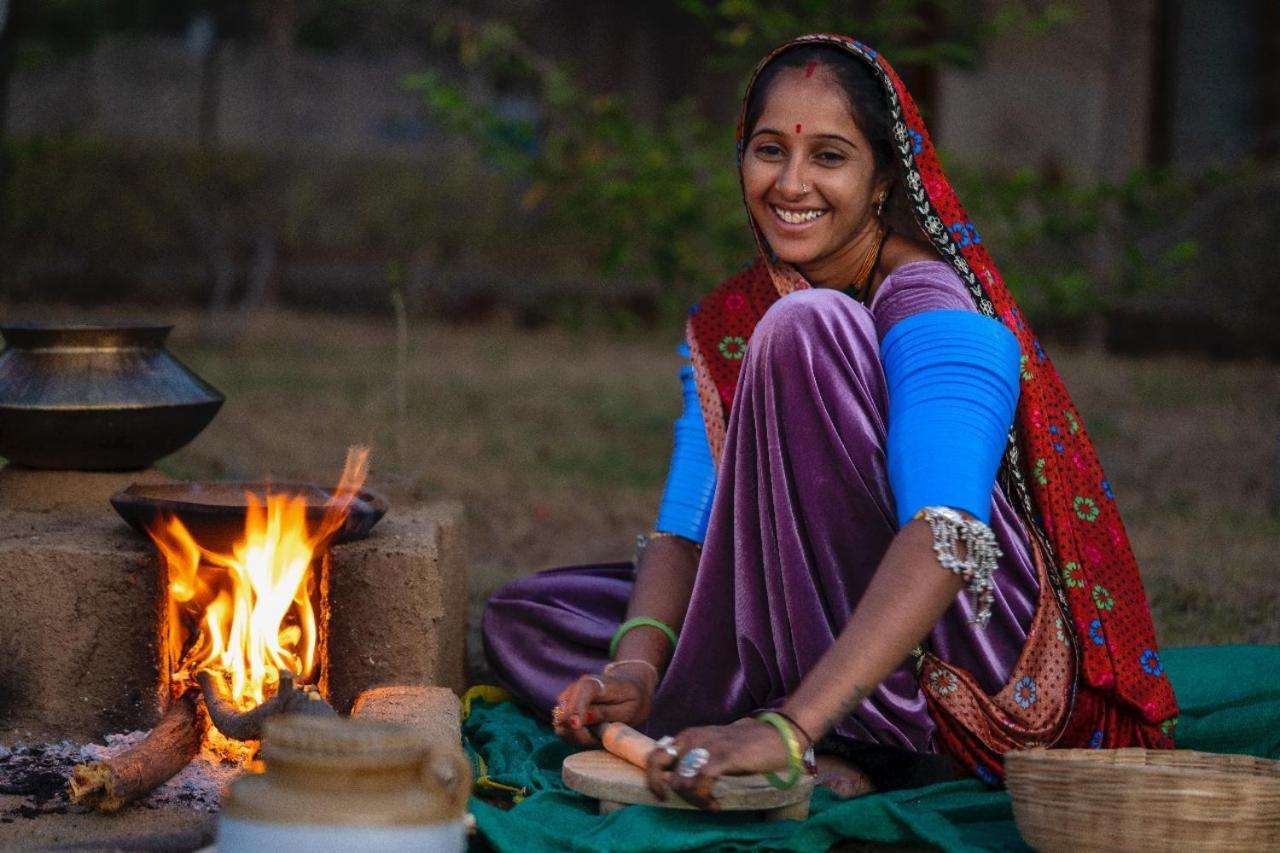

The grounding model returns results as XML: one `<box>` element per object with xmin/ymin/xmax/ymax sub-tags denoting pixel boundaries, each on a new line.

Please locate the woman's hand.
<box><xmin>643</xmin><ymin>718</ymin><xmax>795</xmax><ymax>810</ymax></box>
<box><xmin>552</xmin><ymin>662</ymin><xmax>658</xmax><ymax>746</ymax></box>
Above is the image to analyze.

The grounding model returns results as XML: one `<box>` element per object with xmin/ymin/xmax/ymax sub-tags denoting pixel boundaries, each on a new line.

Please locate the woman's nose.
<box><xmin>774</xmin><ymin>157</ymin><xmax>810</xmax><ymax>198</ymax></box>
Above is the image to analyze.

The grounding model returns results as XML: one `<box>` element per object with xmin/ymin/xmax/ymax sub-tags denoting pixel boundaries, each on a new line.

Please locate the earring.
<box><xmin>875</xmin><ymin>190</ymin><xmax>888</xmax><ymax>218</ymax></box>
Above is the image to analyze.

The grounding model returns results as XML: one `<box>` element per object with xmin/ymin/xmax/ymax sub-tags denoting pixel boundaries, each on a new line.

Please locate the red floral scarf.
<box><xmin>687</xmin><ymin>34</ymin><xmax>1177</xmax><ymax>778</ymax></box>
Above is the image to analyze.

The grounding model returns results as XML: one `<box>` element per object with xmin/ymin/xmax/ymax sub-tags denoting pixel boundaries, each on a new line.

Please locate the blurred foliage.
<box><xmin>404</xmin><ymin>1</ymin><xmax>1025</xmax><ymax>311</ymax></box>
<box><xmin>953</xmin><ymin>159</ymin><xmax>1280</xmax><ymax>355</ymax></box>
<box><xmin>406</xmin><ymin>1</ymin><xmax>1190</xmax><ymax>320</ymax></box>
<box><xmin>675</xmin><ymin>0</ymin><xmax>983</xmax><ymax>68</ymax></box>
<box><xmin>403</xmin><ymin>68</ymin><xmax>747</xmax><ymax>317</ymax></box>
<box><xmin>948</xmin><ymin>163</ymin><xmax>1205</xmax><ymax>321</ymax></box>
<box><xmin>400</xmin><ymin>0</ymin><xmax>1234</xmax><ymax>335</ymax></box>
<box><xmin>3</xmin><ymin>0</ymin><xmax>1273</xmax><ymax>352</ymax></box>
<box><xmin>5</xmin><ymin>131</ymin><xmax>1258</xmax><ymax>343</ymax></box>
<box><xmin>0</xmin><ymin>134</ymin><xmax>531</xmax><ymax>308</ymax></box>
<box><xmin>1</xmin><ymin>135</ymin><xmax>265</xmax><ymax>270</ymax></box>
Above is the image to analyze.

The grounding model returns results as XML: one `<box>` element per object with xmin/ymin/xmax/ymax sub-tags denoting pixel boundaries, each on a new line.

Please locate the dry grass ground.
<box><xmin>9</xmin><ymin>305</ymin><xmax>1276</xmax><ymax>674</ymax></box>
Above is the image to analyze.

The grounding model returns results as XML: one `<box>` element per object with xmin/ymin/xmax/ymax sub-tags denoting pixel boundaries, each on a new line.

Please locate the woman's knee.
<box><xmin>752</xmin><ymin>289</ymin><xmax>878</xmax><ymax>364</ymax></box>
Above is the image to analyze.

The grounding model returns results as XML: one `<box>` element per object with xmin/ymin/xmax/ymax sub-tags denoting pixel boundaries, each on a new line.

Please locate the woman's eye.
<box><xmin>754</xmin><ymin>143</ymin><xmax>785</xmax><ymax>158</ymax></box>
<box><xmin>816</xmin><ymin>151</ymin><xmax>847</xmax><ymax>165</ymax></box>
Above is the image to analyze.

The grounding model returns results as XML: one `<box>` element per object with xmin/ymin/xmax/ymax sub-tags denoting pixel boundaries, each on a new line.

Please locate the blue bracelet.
<box><xmin>655</xmin><ymin>342</ymin><xmax>716</xmax><ymax>543</ymax></box>
<box><xmin>881</xmin><ymin>310</ymin><xmax>1021</xmax><ymax>526</ymax></box>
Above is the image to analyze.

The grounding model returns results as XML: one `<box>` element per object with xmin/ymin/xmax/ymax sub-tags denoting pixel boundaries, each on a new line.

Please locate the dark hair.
<box><xmin>743</xmin><ymin>44</ymin><xmax>896</xmax><ymax>186</ymax></box>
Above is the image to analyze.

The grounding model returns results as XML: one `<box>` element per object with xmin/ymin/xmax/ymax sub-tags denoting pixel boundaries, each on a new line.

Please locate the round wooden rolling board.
<box><xmin>562</xmin><ymin>750</ymin><xmax>814</xmax><ymax>819</ymax></box>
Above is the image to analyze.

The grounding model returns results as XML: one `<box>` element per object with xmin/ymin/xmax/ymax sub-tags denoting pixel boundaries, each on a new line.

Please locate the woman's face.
<box><xmin>742</xmin><ymin>66</ymin><xmax>885</xmax><ymax>288</ymax></box>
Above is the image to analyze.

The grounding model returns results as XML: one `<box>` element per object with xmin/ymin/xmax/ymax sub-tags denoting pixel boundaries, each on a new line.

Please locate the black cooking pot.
<box><xmin>0</xmin><ymin>322</ymin><xmax>224</xmax><ymax>470</ymax></box>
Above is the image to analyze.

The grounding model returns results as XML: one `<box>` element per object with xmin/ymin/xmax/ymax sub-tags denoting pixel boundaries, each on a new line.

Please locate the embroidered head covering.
<box><xmin>686</xmin><ymin>34</ymin><xmax>1177</xmax><ymax>774</ymax></box>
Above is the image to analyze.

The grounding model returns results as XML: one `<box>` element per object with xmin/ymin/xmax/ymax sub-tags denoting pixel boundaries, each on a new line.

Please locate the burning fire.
<box><xmin>148</xmin><ymin>448</ymin><xmax>369</xmax><ymax>710</ymax></box>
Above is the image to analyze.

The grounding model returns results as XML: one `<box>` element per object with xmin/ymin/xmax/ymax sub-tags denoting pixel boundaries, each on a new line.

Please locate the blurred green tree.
<box><xmin>403</xmin><ymin>1</ymin><xmax>1078</xmax><ymax>314</ymax></box>
<box><xmin>0</xmin><ymin>0</ymin><xmax>281</xmax><ymax>327</ymax></box>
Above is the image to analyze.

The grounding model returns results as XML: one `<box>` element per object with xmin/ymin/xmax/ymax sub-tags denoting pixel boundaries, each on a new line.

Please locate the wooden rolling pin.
<box><xmin>591</xmin><ymin>722</ymin><xmax>658</xmax><ymax>768</ymax></box>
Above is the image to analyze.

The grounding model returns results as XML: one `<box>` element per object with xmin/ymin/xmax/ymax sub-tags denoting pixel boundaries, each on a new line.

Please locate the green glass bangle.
<box><xmin>608</xmin><ymin>616</ymin><xmax>678</xmax><ymax>659</ymax></box>
<box><xmin>754</xmin><ymin>711</ymin><xmax>803</xmax><ymax>790</ymax></box>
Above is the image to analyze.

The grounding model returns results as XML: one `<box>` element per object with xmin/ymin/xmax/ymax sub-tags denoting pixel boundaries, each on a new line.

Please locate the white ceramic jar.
<box><xmin>216</xmin><ymin>714</ymin><xmax>470</xmax><ymax>852</ymax></box>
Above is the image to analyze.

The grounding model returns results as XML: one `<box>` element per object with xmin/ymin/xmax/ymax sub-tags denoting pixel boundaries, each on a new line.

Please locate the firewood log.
<box><xmin>67</xmin><ymin>688</ymin><xmax>205</xmax><ymax>813</ymax></box>
<box><xmin>197</xmin><ymin>668</ymin><xmax>336</xmax><ymax>742</ymax></box>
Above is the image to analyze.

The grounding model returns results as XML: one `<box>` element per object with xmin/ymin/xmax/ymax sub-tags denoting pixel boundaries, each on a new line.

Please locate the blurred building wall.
<box><xmin>1165</xmin><ymin>0</ymin><xmax>1257</xmax><ymax>167</ymax></box>
<box><xmin>11</xmin><ymin>1</ymin><xmax>1272</xmax><ymax>177</ymax></box>
<box><xmin>936</xmin><ymin>0</ymin><xmax>1157</xmax><ymax>182</ymax></box>
<box><xmin>7</xmin><ymin>32</ymin><xmax>432</xmax><ymax>155</ymax></box>
<box><xmin>935</xmin><ymin>0</ymin><xmax>1275</xmax><ymax>180</ymax></box>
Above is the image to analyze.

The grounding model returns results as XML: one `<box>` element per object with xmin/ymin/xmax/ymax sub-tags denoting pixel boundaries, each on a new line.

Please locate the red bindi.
<box><xmin>795</xmin><ymin>123</ymin><xmax>802</xmax><ymax>134</ymax></box>
<box><xmin>804</xmin><ymin>61</ymin><xmax>817</xmax><ymax>78</ymax></box>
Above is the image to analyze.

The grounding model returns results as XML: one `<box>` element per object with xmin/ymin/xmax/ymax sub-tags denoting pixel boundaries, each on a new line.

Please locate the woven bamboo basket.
<box><xmin>1004</xmin><ymin>748</ymin><xmax>1280</xmax><ymax>852</ymax></box>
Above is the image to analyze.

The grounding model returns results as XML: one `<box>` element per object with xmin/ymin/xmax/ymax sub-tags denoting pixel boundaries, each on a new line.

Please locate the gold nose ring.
<box><xmin>801</xmin><ymin>183</ymin><xmax>809</xmax><ymax>192</ymax></box>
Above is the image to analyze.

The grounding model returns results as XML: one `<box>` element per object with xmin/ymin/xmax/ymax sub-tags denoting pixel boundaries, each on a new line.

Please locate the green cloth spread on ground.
<box><xmin>463</xmin><ymin>645</ymin><xmax>1280</xmax><ymax>852</ymax></box>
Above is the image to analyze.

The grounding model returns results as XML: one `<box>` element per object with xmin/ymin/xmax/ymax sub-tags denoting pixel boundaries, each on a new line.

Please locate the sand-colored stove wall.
<box><xmin>0</xmin><ymin>467</ymin><xmax>466</xmax><ymax>744</ymax></box>
<box><xmin>327</xmin><ymin>503</ymin><xmax>467</xmax><ymax>713</ymax></box>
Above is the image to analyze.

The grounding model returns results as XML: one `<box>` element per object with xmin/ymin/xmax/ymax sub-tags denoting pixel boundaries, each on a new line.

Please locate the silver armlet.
<box><xmin>914</xmin><ymin>506</ymin><xmax>1001</xmax><ymax>628</ymax></box>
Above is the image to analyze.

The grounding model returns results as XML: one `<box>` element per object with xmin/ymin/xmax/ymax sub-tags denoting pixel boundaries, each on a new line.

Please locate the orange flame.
<box><xmin>150</xmin><ymin>447</ymin><xmax>369</xmax><ymax>710</ymax></box>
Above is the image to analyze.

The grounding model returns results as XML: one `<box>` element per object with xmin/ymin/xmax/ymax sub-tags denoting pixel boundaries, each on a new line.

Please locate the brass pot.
<box><xmin>0</xmin><ymin>322</ymin><xmax>223</xmax><ymax>470</ymax></box>
<box><xmin>219</xmin><ymin>715</ymin><xmax>471</xmax><ymax>852</ymax></box>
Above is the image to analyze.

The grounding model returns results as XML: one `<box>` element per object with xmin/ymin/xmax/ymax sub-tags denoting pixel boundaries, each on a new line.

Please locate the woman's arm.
<box><xmin>557</xmin><ymin>534</ymin><xmax>699</xmax><ymax>745</ymax></box>
<box><xmin>644</xmin><ymin>519</ymin><xmax>963</xmax><ymax>805</ymax></box>
<box><xmin>781</xmin><ymin>518</ymin><xmax>963</xmax><ymax>740</ymax></box>
<box><xmin>557</xmin><ymin>342</ymin><xmax>712</xmax><ymax>745</ymax></box>
<box><xmin>618</xmin><ymin>534</ymin><xmax>701</xmax><ymax>664</ymax></box>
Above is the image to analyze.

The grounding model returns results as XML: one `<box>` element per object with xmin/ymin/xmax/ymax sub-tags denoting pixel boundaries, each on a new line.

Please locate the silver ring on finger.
<box><xmin>675</xmin><ymin>747</ymin><xmax>711</xmax><ymax>779</ymax></box>
<box><xmin>586</xmin><ymin>675</ymin><xmax>606</xmax><ymax>692</ymax></box>
<box><xmin>654</xmin><ymin>735</ymin><xmax>678</xmax><ymax>761</ymax></box>
<box><xmin>551</xmin><ymin>704</ymin><xmax>566</xmax><ymax>726</ymax></box>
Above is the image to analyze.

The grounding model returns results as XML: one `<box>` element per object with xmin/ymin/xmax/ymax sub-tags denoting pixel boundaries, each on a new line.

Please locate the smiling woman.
<box><xmin>741</xmin><ymin>48</ymin><xmax>902</xmax><ymax>293</ymax></box>
<box><xmin>481</xmin><ymin>34</ymin><xmax>1179</xmax><ymax>811</ymax></box>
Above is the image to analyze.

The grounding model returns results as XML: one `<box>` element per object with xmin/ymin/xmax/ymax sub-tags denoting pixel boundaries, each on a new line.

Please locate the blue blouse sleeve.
<box><xmin>654</xmin><ymin>341</ymin><xmax>717</xmax><ymax>543</ymax></box>
<box><xmin>881</xmin><ymin>310</ymin><xmax>1021</xmax><ymax>527</ymax></box>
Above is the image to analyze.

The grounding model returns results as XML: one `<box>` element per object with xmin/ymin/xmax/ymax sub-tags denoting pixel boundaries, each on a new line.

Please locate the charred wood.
<box><xmin>197</xmin><ymin>668</ymin><xmax>336</xmax><ymax>742</ymax></box>
<box><xmin>66</xmin><ymin>688</ymin><xmax>205</xmax><ymax>813</ymax></box>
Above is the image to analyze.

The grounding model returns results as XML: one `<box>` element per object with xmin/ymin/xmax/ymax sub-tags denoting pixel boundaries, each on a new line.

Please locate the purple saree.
<box><xmin>483</xmin><ymin>261</ymin><xmax>1040</xmax><ymax>755</ymax></box>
